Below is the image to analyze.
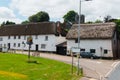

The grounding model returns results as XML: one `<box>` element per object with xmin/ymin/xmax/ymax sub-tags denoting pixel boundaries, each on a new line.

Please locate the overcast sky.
<box><xmin>0</xmin><ymin>0</ymin><xmax>120</xmax><ymax>24</ymax></box>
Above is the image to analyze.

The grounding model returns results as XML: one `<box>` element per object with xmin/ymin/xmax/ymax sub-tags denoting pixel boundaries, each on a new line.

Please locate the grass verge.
<box><xmin>0</xmin><ymin>53</ymin><xmax>82</xmax><ymax>80</ymax></box>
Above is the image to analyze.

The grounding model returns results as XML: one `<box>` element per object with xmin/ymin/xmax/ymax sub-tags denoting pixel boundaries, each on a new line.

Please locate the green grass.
<box><xmin>0</xmin><ymin>53</ymin><xmax>82</xmax><ymax>80</ymax></box>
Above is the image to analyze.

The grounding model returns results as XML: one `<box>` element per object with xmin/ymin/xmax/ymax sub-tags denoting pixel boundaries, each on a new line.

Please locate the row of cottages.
<box><xmin>0</xmin><ymin>22</ymin><xmax>66</xmax><ymax>52</ymax></box>
<box><xmin>66</xmin><ymin>22</ymin><xmax>119</xmax><ymax>59</ymax></box>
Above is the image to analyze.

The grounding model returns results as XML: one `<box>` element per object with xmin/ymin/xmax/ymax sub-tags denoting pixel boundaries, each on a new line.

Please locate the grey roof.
<box><xmin>66</xmin><ymin>22</ymin><xmax>116</xmax><ymax>39</ymax></box>
<box><xmin>0</xmin><ymin>22</ymin><xmax>57</xmax><ymax>36</ymax></box>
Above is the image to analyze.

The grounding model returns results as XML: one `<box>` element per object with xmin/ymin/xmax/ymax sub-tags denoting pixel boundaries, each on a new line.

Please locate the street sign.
<box><xmin>27</xmin><ymin>36</ymin><xmax>33</xmax><ymax>45</ymax></box>
<box><xmin>71</xmin><ymin>47</ymin><xmax>80</xmax><ymax>53</ymax></box>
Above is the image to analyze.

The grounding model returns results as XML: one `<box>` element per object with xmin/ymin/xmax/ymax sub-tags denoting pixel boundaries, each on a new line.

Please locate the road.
<box><xmin>16</xmin><ymin>51</ymin><xmax>118</xmax><ymax>80</ymax></box>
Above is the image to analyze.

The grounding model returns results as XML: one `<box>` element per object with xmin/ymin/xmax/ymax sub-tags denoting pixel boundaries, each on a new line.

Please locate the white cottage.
<box><xmin>0</xmin><ymin>22</ymin><xmax>65</xmax><ymax>52</ymax></box>
<box><xmin>66</xmin><ymin>23</ymin><xmax>116</xmax><ymax>58</ymax></box>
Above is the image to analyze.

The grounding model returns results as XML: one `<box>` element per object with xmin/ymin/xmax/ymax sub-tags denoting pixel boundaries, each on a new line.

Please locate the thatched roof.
<box><xmin>66</xmin><ymin>22</ymin><xmax>116</xmax><ymax>39</ymax></box>
<box><xmin>0</xmin><ymin>22</ymin><xmax>57</xmax><ymax>36</ymax></box>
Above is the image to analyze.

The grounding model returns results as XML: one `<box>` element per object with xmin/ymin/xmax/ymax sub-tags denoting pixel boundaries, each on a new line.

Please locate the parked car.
<box><xmin>80</xmin><ymin>52</ymin><xmax>98</xmax><ymax>59</ymax></box>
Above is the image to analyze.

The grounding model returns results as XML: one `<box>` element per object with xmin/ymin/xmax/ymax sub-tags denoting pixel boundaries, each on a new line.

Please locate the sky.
<box><xmin>0</xmin><ymin>0</ymin><xmax>120</xmax><ymax>24</ymax></box>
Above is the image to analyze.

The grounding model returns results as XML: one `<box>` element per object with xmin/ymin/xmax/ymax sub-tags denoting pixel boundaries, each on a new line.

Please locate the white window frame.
<box><xmin>18</xmin><ymin>43</ymin><xmax>20</xmax><ymax>47</ymax></box>
<box><xmin>41</xmin><ymin>44</ymin><xmax>46</xmax><ymax>49</ymax></box>
<box><xmin>0</xmin><ymin>38</ymin><xmax>3</xmax><ymax>41</ymax></box>
<box><xmin>8</xmin><ymin>36</ymin><xmax>10</xmax><ymax>39</ymax></box>
<box><xmin>45</xmin><ymin>36</ymin><xmax>48</xmax><ymax>41</ymax></box>
<box><xmin>35</xmin><ymin>35</ymin><xmax>38</xmax><ymax>39</ymax></box>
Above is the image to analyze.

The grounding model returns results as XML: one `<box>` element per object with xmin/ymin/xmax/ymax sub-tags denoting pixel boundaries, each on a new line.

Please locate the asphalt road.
<box><xmin>16</xmin><ymin>51</ymin><xmax>118</xmax><ymax>80</ymax></box>
<box><xmin>39</xmin><ymin>53</ymin><xmax>118</xmax><ymax>80</ymax></box>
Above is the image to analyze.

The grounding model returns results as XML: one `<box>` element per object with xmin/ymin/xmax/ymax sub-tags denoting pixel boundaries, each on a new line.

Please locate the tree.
<box><xmin>86</xmin><ymin>21</ymin><xmax>93</xmax><ymax>24</ymax></box>
<box><xmin>114</xmin><ymin>19</ymin><xmax>120</xmax><ymax>32</ymax></box>
<box><xmin>94</xmin><ymin>19</ymin><xmax>103</xmax><ymax>23</ymax></box>
<box><xmin>29</xmin><ymin>11</ymin><xmax>50</xmax><ymax>22</ymax></box>
<box><xmin>21</xmin><ymin>20</ymin><xmax>29</xmax><ymax>24</ymax></box>
<box><xmin>107</xmin><ymin>19</ymin><xmax>118</xmax><ymax>22</ymax></box>
<box><xmin>63</xmin><ymin>10</ymin><xmax>85</xmax><ymax>24</ymax></box>
<box><xmin>63</xmin><ymin>10</ymin><xmax>78</xmax><ymax>24</ymax></box>
<box><xmin>1</xmin><ymin>21</ymin><xmax>15</xmax><ymax>26</ymax></box>
<box><xmin>104</xmin><ymin>15</ymin><xmax>112</xmax><ymax>22</ymax></box>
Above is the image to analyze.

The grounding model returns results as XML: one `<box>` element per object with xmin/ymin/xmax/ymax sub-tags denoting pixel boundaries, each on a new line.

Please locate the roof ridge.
<box><xmin>3</xmin><ymin>22</ymin><xmax>55</xmax><ymax>27</ymax></box>
<box><xmin>73</xmin><ymin>22</ymin><xmax>115</xmax><ymax>26</ymax></box>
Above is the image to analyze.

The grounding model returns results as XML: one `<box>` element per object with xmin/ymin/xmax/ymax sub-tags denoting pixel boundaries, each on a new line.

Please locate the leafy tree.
<box><xmin>114</xmin><ymin>19</ymin><xmax>120</xmax><ymax>32</ymax></box>
<box><xmin>21</xmin><ymin>20</ymin><xmax>29</xmax><ymax>24</ymax></box>
<box><xmin>29</xmin><ymin>11</ymin><xmax>50</xmax><ymax>22</ymax></box>
<box><xmin>63</xmin><ymin>10</ymin><xmax>78</xmax><ymax>23</ymax></box>
<box><xmin>104</xmin><ymin>15</ymin><xmax>112</xmax><ymax>22</ymax></box>
<box><xmin>86</xmin><ymin>21</ymin><xmax>93</xmax><ymax>24</ymax></box>
<box><xmin>1</xmin><ymin>21</ymin><xmax>15</xmax><ymax>26</ymax></box>
<box><xmin>108</xmin><ymin>19</ymin><xmax>118</xmax><ymax>22</ymax></box>
<box><xmin>62</xmin><ymin>10</ymin><xmax>85</xmax><ymax>36</ymax></box>
<box><xmin>94</xmin><ymin>19</ymin><xmax>103</xmax><ymax>23</ymax></box>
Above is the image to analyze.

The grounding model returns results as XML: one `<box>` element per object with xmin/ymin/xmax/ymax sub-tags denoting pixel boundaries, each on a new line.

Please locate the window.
<box><xmin>104</xmin><ymin>49</ymin><xmax>108</xmax><ymax>54</ymax></box>
<box><xmin>8</xmin><ymin>36</ymin><xmax>10</xmax><ymax>39</ymax></box>
<box><xmin>0</xmin><ymin>38</ymin><xmax>3</xmax><ymax>41</ymax></box>
<box><xmin>35</xmin><ymin>35</ymin><xmax>38</xmax><ymax>39</ymax></box>
<box><xmin>45</xmin><ymin>36</ymin><xmax>48</xmax><ymax>41</ymax></box>
<box><xmin>81</xmin><ymin>49</ymin><xmax>85</xmax><ymax>52</ymax></box>
<box><xmin>75</xmin><ymin>39</ymin><xmax>78</xmax><ymax>43</ymax></box>
<box><xmin>8</xmin><ymin>43</ymin><xmax>10</xmax><ymax>49</ymax></box>
<box><xmin>4</xmin><ymin>44</ymin><xmax>6</xmax><ymax>48</ymax></box>
<box><xmin>13</xmin><ymin>43</ymin><xmax>16</xmax><ymax>47</ymax></box>
<box><xmin>0</xmin><ymin>44</ymin><xmax>2</xmax><ymax>48</ymax></box>
<box><xmin>18</xmin><ymin>36</ymin><xmax>21</xmax><ymax>39</ymax></box>
<box><xmin>14</xmin><ymin>36</ymin><xmax>16</xmax><ymax>39</ymax></box>
<box><xmin>24</xmin><ymin>36</ymin><xmax>26</xmax><ymax>40</ymax></box>
<box><xmin>41</xmin><ymin>44</ymin><xmax>46</xmax><ymax>49</ymax></box>
<box><xmin>18</xmin><ymin>43</ymin><xmax>20</xmax><ymax>47</ymax></box>
<box><xmin>90</xmin><ymin>49</ymin><xmax>96</xmax><ymax>53</ymax></box>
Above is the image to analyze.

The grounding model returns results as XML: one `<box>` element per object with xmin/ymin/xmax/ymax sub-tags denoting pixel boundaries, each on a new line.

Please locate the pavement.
<box><xmin>15</xmin><ymin>51</ymin><xmax>118</xmax><ymax>80</ymax></box>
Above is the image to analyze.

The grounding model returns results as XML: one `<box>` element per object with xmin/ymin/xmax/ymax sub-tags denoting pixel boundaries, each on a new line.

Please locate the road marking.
<box><xmin>96</xmin><ymin>61</ymin><xmax>102</xmax><ymax>64</ymax></box>
<box><xmin>105</xmin><ymin>61</ymin><xmax>120</xmax><ymax>78</ymax></box>
<box><xmin>111</xmin><ymin>62</ymin><xmax>118</xmax><ymax>67</ymax></box>
<box><xmin>85</xmin><ymin>60</ymin><xmax>102</xmax><ymax>64</ymax></box>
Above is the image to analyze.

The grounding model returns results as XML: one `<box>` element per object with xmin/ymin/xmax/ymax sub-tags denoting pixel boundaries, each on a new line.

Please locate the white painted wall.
<box><xmin>0</xmin><ymin>35</ymin><xmax>62</xmax><ymax>52</ymax></box>
<box><xmin>56</xmin><ymin>35</ymin><xmax>66</xmax><ymax>45</ymax></box>
<box><xmin>67</xmin><ymin>39</ymin><xmax>113</xmax><ymax>57</ymax></box>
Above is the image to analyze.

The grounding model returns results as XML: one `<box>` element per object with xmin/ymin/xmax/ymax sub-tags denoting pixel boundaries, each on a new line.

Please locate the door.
<box><xmin>36</xmin><ymin>45</ymin><xmax>39</xmax><ymax>51</ymax></box>
<box><xmin>56</xmin><ymin>46</ymin><xmax>66</xmax><ymax>55</ymax></box>
<box><xmin>8</xmin><ymin>43</ymin><xmax>10</xmax><ymax>50</ymax></box>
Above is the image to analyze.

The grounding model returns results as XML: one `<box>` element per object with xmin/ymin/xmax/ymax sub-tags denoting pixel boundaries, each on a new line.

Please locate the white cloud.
<box><xmin>10</xmin><ymin>0</ymin><xmax>78</xmax><ymax>22</ymax></box>
<box><xmin>0</xmin><ymin>7</ymin><xmax>15</xmax><ymax>18</ymax></box>
<box><xmin>9</xmin><ymin>0</ymin><xmax>120</xmax><ymax>22</ymax></box>
<box><xmin>83</xmin><ymin>0</ymin><xmax>120</xmax><ymax>21</ymax></box>
<box><xmin>0</xmin><ymin>7</ymin><xmax>22</xmax><ymax>24</ymax></box>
